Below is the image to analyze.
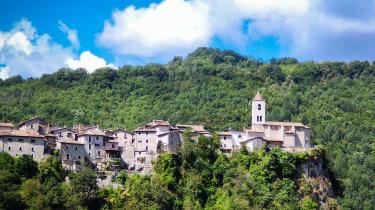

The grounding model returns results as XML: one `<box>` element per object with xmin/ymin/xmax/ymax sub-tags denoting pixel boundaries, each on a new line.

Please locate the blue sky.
<box><xmin>1</xmin><ymin>0</ymin><xmax>375</xmax><ymax>79</ymax></box>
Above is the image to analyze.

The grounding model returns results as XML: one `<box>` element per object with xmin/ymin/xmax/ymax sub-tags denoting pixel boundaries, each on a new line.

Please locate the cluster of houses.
<box><xmin>0</xmin><ymin>92</ymin><xmax>311</xmax><ymax>172</ymax></box>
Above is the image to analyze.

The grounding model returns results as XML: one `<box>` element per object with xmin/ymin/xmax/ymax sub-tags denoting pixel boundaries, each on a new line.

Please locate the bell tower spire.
<box><xmin>251</xmin><ymin>91</ymin><xmax>266</xmax><ymax>126</ymax></box>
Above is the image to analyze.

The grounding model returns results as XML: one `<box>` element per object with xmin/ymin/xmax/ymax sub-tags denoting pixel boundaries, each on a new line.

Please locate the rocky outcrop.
<box><xmin>297</xmin><ymin>149</ymin><xmax>340</xmax><ymax>209</ymax></box>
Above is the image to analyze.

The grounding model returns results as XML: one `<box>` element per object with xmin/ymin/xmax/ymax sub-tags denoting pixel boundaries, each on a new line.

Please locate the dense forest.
<box><xmin>0</xmin><ymin>47</ymin><xmax>374</xmax><ymax>209</ymax></box>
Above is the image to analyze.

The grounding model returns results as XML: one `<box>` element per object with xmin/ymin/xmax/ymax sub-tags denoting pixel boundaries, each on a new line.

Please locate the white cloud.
<box><xmin>66</xmin><ymin>51</ymin><xmax>116</xmax><ymax>73</ymax></box>
<box><xmin>0</xmin><ymin>66</ymin><xmax>10</xmax><ymax>80</ymax></box>
<box><xmin>97</xmin><ymin>0</ymin><xmax>211</xmax><ymax>59</ymax></box>
<box><xmin>58</xmin><ymin>20</ymin><xmax>80</xmax><ymax>49</ymax></box>
<box><xmin>0</xmin><ymin>19</ymin><xmax>112</xmax><ymax>79</ymax></box>
<box><xmin>98</xmin><ymin>0</ymin><xmax>375</xmax><ymax>61</ymax></box>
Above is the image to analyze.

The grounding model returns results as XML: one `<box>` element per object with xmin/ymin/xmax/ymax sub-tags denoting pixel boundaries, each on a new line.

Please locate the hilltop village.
<box><xmin>0</xmin><ymin>92</ymin><xmax>312</xmax><ymax>172</ymax></box>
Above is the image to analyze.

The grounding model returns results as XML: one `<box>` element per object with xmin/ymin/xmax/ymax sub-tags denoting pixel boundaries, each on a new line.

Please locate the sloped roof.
<box><xmin>253</xmin><ymin>91</ymin><xmax>264</xmax><ymax>101</ymax></box>
<box><xmin>19</xmin><ymin>117</ymin><xmax>49</xmax><ymax>127</ymax></box>
<box><xmin>176</xmin><ymin>124</ymin><xmax>206</xmax><ymax>132</ymax></box>
<box><xmin>265</xmin><ymin>121</ymin><xmax>310</xmax><ymax>128</ymax></box>
<box><xmin>0</xmin><ymin>123</ymin><xmax>15</xmax><ymax>127</ymax></box>
<box><xmin>58</xmin><ymin>140</ymin><xmax>84</xmax><ymax>145</ymax></box>
<box><xmin>0</xmin><ymin>130</ymin><xmax>44</xmax><ymax>138</ymax></box>
<box><xmin>217</xmin><ymin>132</ymin><xmax>232</xmax><ymax>136</ymax></box>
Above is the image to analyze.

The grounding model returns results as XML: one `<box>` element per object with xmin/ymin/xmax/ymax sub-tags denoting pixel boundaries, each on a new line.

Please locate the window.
<box><xmin>7</xmin><ymin>138</ymin><xmax>12</xmax><ymax>142</ymax></box>
<box><xmin>19</xmin><ymin>139</ymin><xmax>23</xmax><ymax>143</ymax></box>
<box><xmin>258</xmin><ymin>104</ymin><xmax>261</xmax><ymax>110</ymax></box>
<box><xmin>30</xmin><ymin>124</ymin><xmax>33</xmax><ymax>129</ymax></box>
<box><xmin>96</xmin><ymin>136</ymin><xmax>98</xmax><ymax>140</ymax></box>
<box><xmin>31</xmin><ymin>139</ymin><xmax>35</xmax><ymax>143</ymax></box>
<box><xmin>138</xmin><ymin>140</ymin><xmax>142</xmax><ymax>143</ymax></box>
<box><xmin>8</xmin><ymin>147</ymin><xmax>11</xmax><ymax>151</ymax></box>
<box><xmin>146</xmin><ymin>140</ymin><xmax>148</xmax><ymax>143</ymax></box>
<box><xmin>224</xmin><ymin>136</ymin><xmax>226</xmax><ymax>140</ymax></box>
<box><xmin>89</xmin><ymin>144</ymin><xmax>91</xmax><ymax>149</ymax></box>
<box><xmin>112</xmin><ymin>144</ymin><xmax>115</xmax><ymax>148</ymax></box>
<box><xmin>66</xmin><ymin>154</ymin><xmax>70</xmax><ymax>160</ymax></box>
<box><xmin>19</xmin><ymin>147</ymin><xmax>22</xmax><ymax>151</ymax></box>
<box><xmin>88</xmin><ymin>153</ymin><xmax>91</xmax><ymax>156</ymax></box>
<box><xmin>257</xmin><ymin>116</ymin><xmax>259</xmax><ymax>121</ymax></box>
<box><xmin>146</xmin><ymin>146</ymin><xmax>148</xmax><ymax>151</ymax></box>
<box><xmin>139</xmin><ymin>152</ymin><xmax>141</xmax><ymax>155</ymax></box>
<box><xmin>95</xmin><ymin>144</ymin><xmax>100</xmax><ymax>147</ymax></box>
<box><xmin>66</xmin><ymin>146</ymin><xmax>69</xmax><ymax>149</ymax></box>
<box><xmin>260</xmin><ymin>116</ymin><xmax>263</xmax><ymax>121</ymax></box>
<box><xmin>75</xmin><ymin>146</ymin><xmax>77</xmax><ymax>151</ymax></box>
<box><xmin>146</xmin><ymin>132</ymin><xmax>148</xmax><ymax>135</ymax></box>
<box><xmin>67</xmin><ymin>133</ymin><xmax>72</xmax><ymax>138</ymax></box>
<box><xmin>78</xmin><ymin>156</ymin><xmax>81</xmax><ymax>159</ymax></box>
<box><xmin>31</xmin><ymin>148</ymin><xmax>34</xmax><ymax>152</ymax></box>
<box><xmin>224</xmin><ymin>144</ymin><xmax>226</xmax><ymax>147</ymax></box>
<box><xmin>97</xmin><ymin>151</ymin><xmax>100</xmax><ymax>156</ymax></box>
<box><xmin>89</xmin><ymin>136</ymin><xmax>91</xmax><ymax>142</ymax></box>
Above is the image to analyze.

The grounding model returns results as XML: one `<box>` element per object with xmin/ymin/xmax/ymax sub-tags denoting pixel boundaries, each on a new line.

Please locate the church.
<box><xmin>240</xmin><ymin>92</ymin><xmax>312</xmax><ymax>152</ymax></box>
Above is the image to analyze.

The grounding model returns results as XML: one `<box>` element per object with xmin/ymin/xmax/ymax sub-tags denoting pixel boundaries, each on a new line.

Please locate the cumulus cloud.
<box><xmin>66</xmin><ymin>51</ymin><xmax>116</xmax><ymax>73</ymax></box>
<box><xmin>0</xmin><ymin>19</ymin><xmax>112</xmax><ymax>79</ymax></box>
<box><xmin>58</xmin><ymin>20</ymin><xmax>80</xmax><ymax>49</ymax></box>
<box><xmin>97</xmin><ymin>0</ymin><xmax>211</xmax><ymax>59</ymax></box>
<box><xmin>98</xmin><ymin>0</ymin><xmax>375</xmax><ymax>61</ymax></box>
<box><xmin>0</xmin><ymin>66</ymin><xmax>10</xmax><ymax>80</ymax></box>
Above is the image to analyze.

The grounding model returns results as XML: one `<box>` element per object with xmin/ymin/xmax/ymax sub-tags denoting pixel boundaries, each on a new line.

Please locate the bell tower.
<box><xmin>251</xmin><ymin>91</ymin><xmax>266</xmax><ymax>126</ymax></box>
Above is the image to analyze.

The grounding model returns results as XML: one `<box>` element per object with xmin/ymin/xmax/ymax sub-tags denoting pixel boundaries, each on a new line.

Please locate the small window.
<box><xmin>30</xmin><ymin>124</ymin><xmax>33</xmax><ymax>129</ymax></box>
<box><xmin>112</xmin><ymin>144</ymin><xmax>115</xmax><ymax>148</ymax></box>
<box><xmin>224</xmin><ymin>136</ymin><xmax>226</xmax><ymax>140</ymax></box>
<box><xmin>139</xmin><ymin>152</ymin><xmax>141</xmax><ymax>155</ymax></box>
<box><xmin>146</xmin><ymin>140</ymin><xmax>148</xmax><ymax>143</ymax></box>
<box><xmin>89</xmin><ymin>144</ymin><xmax>91</xmax><ymax>149</ymax></box>
<box><xmin>260</xmin><ymin>116</ymin><xmax>263</xmax><ymax>121</ymax></box>
<box><xmin>66</xmin><ymin>154</ymin><xmax>70</xmax><ymax>160</ymax></box>
<box><xmin>31</xmin><ymin>139</ymin><xmax>35</xmax><ymax>143</ymax></box>
<box><xmin>31</xmin><ymin>148</ymin><xmax>34</xmax><ymax>152</ymax></box>
<box><xmin>7</xmin><ymin>138</ymin><xmax>12</xmax><ymax>142</ymax></box>
<box><xmin>8</xmin><ymin>147</ymin><xmax>11</xmax><ymax>151</ymax></box>
<box><xmin>138</xmin><ymin>140</ymin><xmax>142</xmax><ymax>143</ymax></box>
<box><xmin>257</xmin><ymin>116</ymin><xmax>259</xmax><ymax>121</ymax></box>
<box><xmin>67</xmin><ymin>133</ymin><xmax>72</xmax><ymax>137</ymax></box>
<box><xmin>146</xmin><ymin>146</ymin><xmax>148</xmax><ymax>151</ymax></box>
<box><xmin>19</xmin><ymin>139</ymin><xmax>24</xmax><ymax>143</ymax></box>
<box><xmin>19</xmin><ymin>147</ymin><xmax>22</xmax><ymax>151</ymax></box>
<box><xmin>96</xmin><ymin>136</ymin><xmax>98</xmax><ymax>140</ymax></box>
<box><xmin>89</xmin><ymin>136</ymin><xmax>91</xmax><ymax>142</ymax></box>
<box><xmin>258</xmin><ymin>104</ymin><xmax>261</xmax><ymax>110</ymax></box>
<box><xmin>78</xmin><ymin>156</ymin><xmax>81</xmax><ymax>159</ymax></box>
<box><xmin>88</xmin><ymin>153</ymin><xmax>91</xmax><ymax>156</ymax></box>
<box><xmin>75</xmin><ymin>146</ymin><xmax>77</xmax><ymax>151</ymax></box>
<box><xmin>146</xmin><ymin>132</ymin><xmax>148</xmax><ymax>135</ymax></box>
<box><xmin>97</xmin><ymin>151</ymin><xmax>100</xmax><ymax>156</ymax></box>
<box><xmin>66</xmin><ymin>146</ymin><xmax>69</xmax><ymax>149</ymax></box>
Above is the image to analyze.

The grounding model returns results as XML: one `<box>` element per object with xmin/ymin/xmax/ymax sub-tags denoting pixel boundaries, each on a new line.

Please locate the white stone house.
<box><xmin>217</xmin><ymin>132</ymin><xmax>235</xmax><ymax>154</ymax></box>
<box><xmin>60</xmin><ymin>141</ymin><xmax>85</xmax><ymax>170</ymax></box>
<box><xmin>0</xmin><ymin>129</ymin><xmax>47</xmax><ymax>161</ymax></box>
<box><xmin>19</xmin><ymin>117</ymin><xmax>51</xmax><ymax>135</ymax></box>
<box><xmin>132</xmin><ymin>120</ymin><xmax>181</xmax><ymax>171</ymax></box>
<box><xmin>240</xmin><ymin>92</ymin><xmax>311</xmax><ymax>151</ymax></box>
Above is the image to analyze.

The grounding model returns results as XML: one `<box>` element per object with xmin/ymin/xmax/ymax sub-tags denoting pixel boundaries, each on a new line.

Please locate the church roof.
<box><xmin>253</xmin><ymin>91</ymin><xmax>264</xmax><ymax>101</ymax></box>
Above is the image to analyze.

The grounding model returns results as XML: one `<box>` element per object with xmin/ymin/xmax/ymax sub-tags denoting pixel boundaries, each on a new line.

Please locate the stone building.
<box><xmin>241</xmin><ymin>92</ymin><xmax>311</xmax><ymax>151</ymax></box>
<box><xmin>132</xmin><ymin>120</ymin><xmax>181</xmax><ymax>171</ymax></box>
<box><xmin>0</xmin><ymin>129</ymin><xmax>47</xmax><ymax>161</ymax></box>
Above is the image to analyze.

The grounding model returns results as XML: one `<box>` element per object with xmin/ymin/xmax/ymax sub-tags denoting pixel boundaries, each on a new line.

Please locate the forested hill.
<box><xmin>0</xmin><ymin>47</ymin><xmax>374</xmax><ymax>208</ymax></box>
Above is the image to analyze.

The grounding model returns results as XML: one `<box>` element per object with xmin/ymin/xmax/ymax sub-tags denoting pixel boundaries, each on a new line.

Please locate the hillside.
<box><xmin>0</xmin><ymin>47</ymin><xmax>374</xmax><ymax>208</ymax></box>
